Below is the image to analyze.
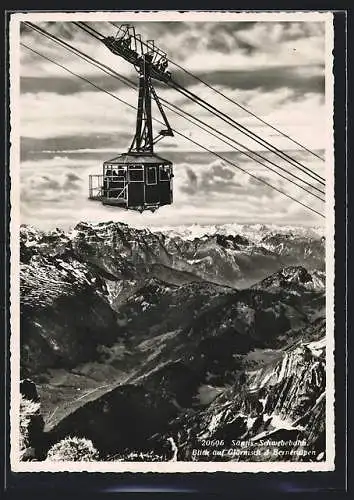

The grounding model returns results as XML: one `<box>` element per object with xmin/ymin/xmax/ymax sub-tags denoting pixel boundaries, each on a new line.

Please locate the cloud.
<box><xmin>180</xmin><ymin>159</ymin><xmax>285</xmax><ymax>201</ymax></box>
<box><xmin>19</xmin><ymin>83</ymin><xmax>327</xmax><ymax>157</ymax></box>
<box><xmin>20</xmin><ymin>156</ymin><xmax>96</xmax><ymax>207</ymax></box>
<box><xmin>130</xmin><ymin>20</ymin><xmax>325</xmax><ymax>66</ymax></box>
<box><xmin>19</xmin><ymin>89</ymin><xmax>138</xmax><ymax>140</ymax></box>
<box><xmin>19</xmin><ymin>19</ymin><xmax>328</xmax><ymax>158</ymax></box>
<box><xmin>16</xmin><ymin>18</ymin><xmax>329</xmax><ymax>229</ymax></box>
<box><xmin>63</xmin><ymin>172</ymin><xmax>81</xmax><ymax>190</ymax></box>
<box><xmin>18</xmin><ymin>152</ymin><xmax>325</xmax><ymax>231</ymax></box>
<box><xmin>172</xmin><ymin>65</ymin><xmax>324</xmax><ymax>94</ymax></box>
<box><xmin>20</xmin><ymin>20</ymin><xmax>326</xmax><ymax>77</ymax></box>
<box><xmin>20</xmin><ymin>61</ymin><xmax>324</xmax><ymax>96</ymax></box>
<box><xmin>21</xmin><ymin>133</ymin><xmax>132</xmax><ymax>162</ymax></box>
<box><xmin>184</xmin><ymin>167</ymin><xmax>198</xmax><ymax>194</ymax></box>
<box><xmin>20</xmin><ymin>73</ymin><xmax>131</xmax><ymax>96</ymax></box>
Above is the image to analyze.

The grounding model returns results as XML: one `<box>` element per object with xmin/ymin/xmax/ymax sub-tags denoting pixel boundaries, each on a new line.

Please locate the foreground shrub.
<box><xmin>19</xmin><ymin>395</ymin><xmax>41</xmax><ymax>460</ymax></box>
<box><xmin>46</xmin><ymin>436</ymin><xmax>99</xmax><ymax>462</ymax></box>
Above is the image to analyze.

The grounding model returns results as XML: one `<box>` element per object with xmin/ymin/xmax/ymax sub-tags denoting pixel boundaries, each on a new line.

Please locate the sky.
<box><xmin>17</xmin><ymin>16</ymin><xmax>331</xmax><ymax>230</ymax></box>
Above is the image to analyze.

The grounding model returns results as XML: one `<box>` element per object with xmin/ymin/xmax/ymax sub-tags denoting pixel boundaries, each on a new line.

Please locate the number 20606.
<box><xmin>200</xmin><ymin>439</ymin><xmax>225</xmax><ymax>447</ymax></box>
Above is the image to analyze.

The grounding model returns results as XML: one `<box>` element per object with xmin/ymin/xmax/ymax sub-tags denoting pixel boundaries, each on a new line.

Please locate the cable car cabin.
<box><xmin>89</xmin><ymin>153</ymin><xmax>173</xmax><ymax>212</ymax></box>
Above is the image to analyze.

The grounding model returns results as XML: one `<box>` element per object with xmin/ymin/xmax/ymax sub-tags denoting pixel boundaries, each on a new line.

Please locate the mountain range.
<box><xmin>19</xmin><ymin>221</ymin><xmax>326</xmax><ymax>462</ymax></box>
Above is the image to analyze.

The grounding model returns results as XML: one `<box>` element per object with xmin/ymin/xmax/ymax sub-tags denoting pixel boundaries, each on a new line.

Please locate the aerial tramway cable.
<box><xmin>171</xmin><ymin>68</ymin><xmax>326</xmax><ymax>163</ymax></box>
<box><xmin>108</xmin><ymin>21</ymin><xmax>325</xmax><ymax>164</ymax></box>
<box><xmin>73</xmin><ymin>22</ymin><xmax>326</xmax><ymax>186</ymax></box>
<box><xmin>168</xmin><ymin>80</ymin><xmax>325</xmax><ymax>186</ymax></box>
<box><xmin>104</xmin><ymin>22</ymin><xmax>325</xmax><ymax>185</ymax></box>
<box><xmin>24</xmin><ymin>22</ymin><xmax>325</xmax><ymax>202</ymax></box>
<box><xmin>21</xmin><ymin>41</ymin><xmax>325</xmax><ymax>219</ymax></box>
<box><xmin>77</xmin><ymin>21</ymin><xmax>325</xmax><ymax>187</ymax></box>
<box><xmin>73</xmin><ymin>21</ymin><xmax>325</xmax><ymax>184</ymax></box>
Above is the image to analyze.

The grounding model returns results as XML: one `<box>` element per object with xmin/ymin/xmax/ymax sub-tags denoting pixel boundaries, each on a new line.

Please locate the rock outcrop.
<box><xmin>19</xmin><ymin>379</ymin><xmax>45</xmax><ymax>461</ymax></box>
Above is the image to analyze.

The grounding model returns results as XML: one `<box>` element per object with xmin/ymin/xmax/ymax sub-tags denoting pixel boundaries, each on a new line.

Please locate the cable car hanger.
<box><xmin>73</xmin><ymin>22</ymin><xmax>175</xmax><ymax>212</ymax></box>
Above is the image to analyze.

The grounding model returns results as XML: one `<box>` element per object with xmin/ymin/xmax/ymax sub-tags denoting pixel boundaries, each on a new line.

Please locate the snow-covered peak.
<box><xmin>151</xmin><ymin>222</ymin><xmax>325</xmax><ymax>243</ymax></box>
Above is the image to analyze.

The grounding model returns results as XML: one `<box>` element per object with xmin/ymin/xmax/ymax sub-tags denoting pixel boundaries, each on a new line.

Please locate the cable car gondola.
<box><xmin>89</xmin><ymin>27</ymin><xmax>174</xmax><ymax>213</ymax></box>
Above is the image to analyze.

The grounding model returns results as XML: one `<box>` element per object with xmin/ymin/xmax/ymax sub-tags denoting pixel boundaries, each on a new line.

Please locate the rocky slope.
<box><xmin>19</xmin><ymin>222</ymin><xmax>326</xmax><ymax>462</ymax></box>
<box><xmin>147</xmin><ymin>327</ymin><xmax>326</xmax><ymax>462</ymax></box>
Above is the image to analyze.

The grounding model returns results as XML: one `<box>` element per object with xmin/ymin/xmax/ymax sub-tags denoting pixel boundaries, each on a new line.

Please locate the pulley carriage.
<box><xmin>102</xmin><ymin>24</ymin><xmax>172</xmax><ymax>82</ymax></box>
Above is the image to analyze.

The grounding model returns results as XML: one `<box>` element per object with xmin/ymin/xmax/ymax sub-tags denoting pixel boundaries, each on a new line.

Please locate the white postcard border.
<box><xmin>9</xmin><ymin>9</ymin><xmax>336</xmax><ymax>473</ymax></box>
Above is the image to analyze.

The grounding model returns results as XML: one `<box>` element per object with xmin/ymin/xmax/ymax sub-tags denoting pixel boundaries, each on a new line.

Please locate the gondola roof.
<box><xmin>103</xmin><ymin>152</ymin><xmax>172</xmax><ymax>165</ymax></box>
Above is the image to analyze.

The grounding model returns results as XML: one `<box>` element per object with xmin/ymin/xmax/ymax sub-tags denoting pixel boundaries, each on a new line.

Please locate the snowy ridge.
<box><xmin>151</xmin><ymin>223</ymin><xmax>325</xmax><ymax>242</ymax></box>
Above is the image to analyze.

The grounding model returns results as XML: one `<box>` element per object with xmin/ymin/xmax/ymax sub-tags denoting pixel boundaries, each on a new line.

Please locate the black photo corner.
<box><xmin>1</xmin><ymin>2</ymin><xmax>354</xmax><ymax>498</ymax></box>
